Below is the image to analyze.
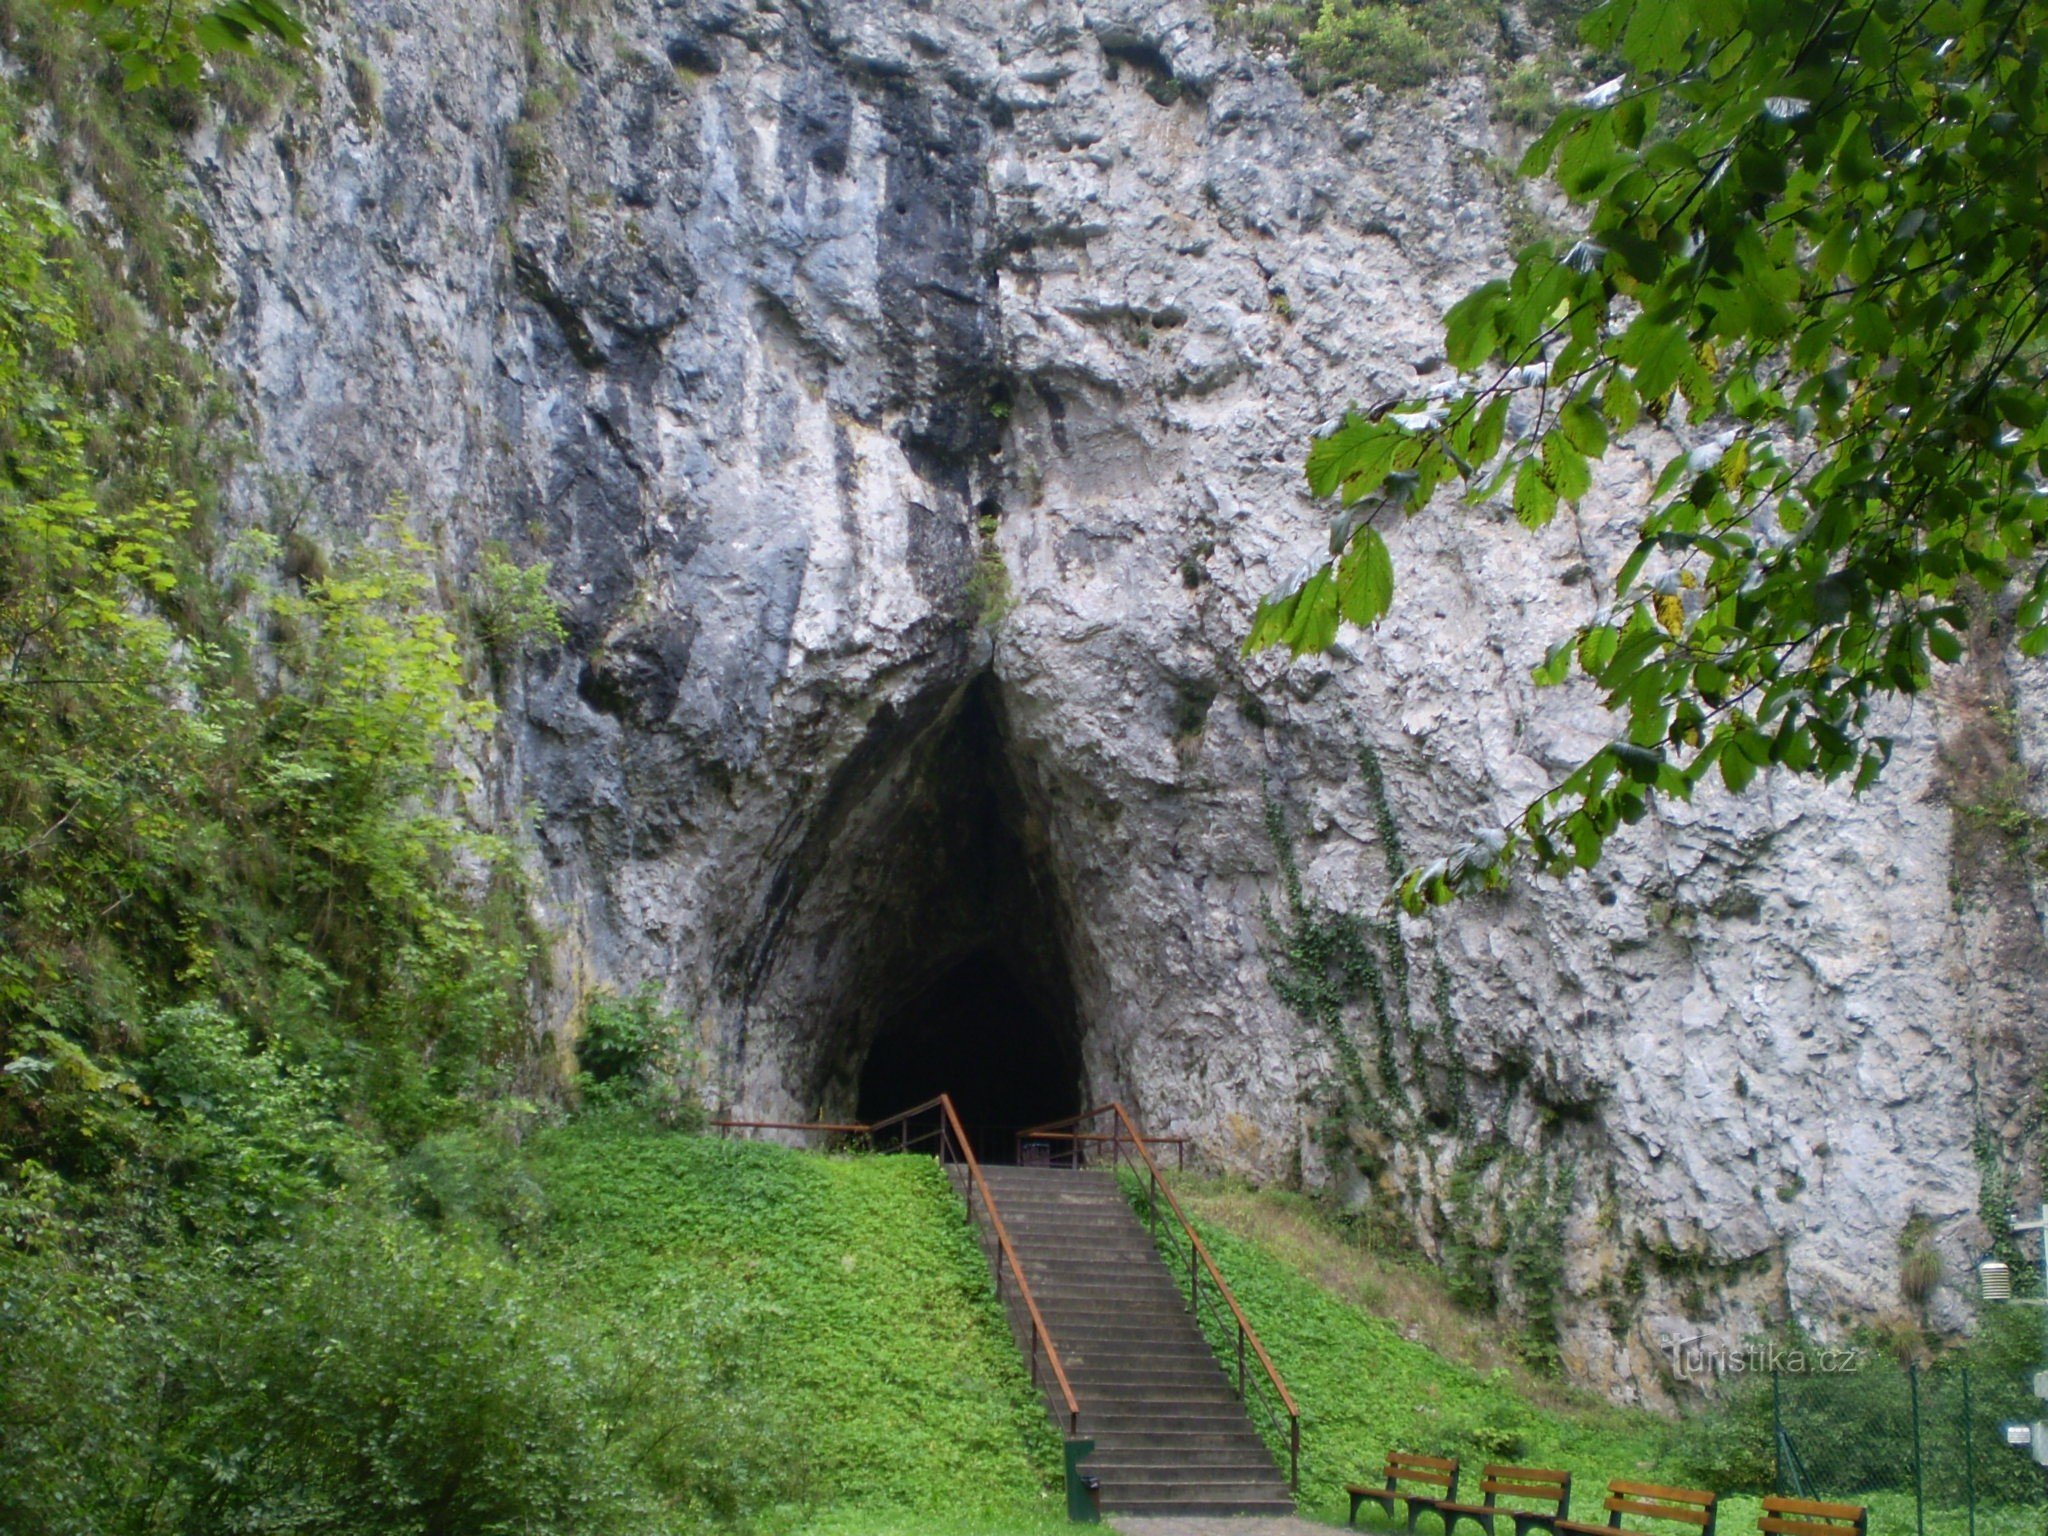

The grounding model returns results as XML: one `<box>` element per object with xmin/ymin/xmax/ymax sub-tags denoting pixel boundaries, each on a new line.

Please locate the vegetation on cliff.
<box><xmin>1250</xmin><ymin>0</ymin><xmax>2048</xmax><ymax>908</ymax></box>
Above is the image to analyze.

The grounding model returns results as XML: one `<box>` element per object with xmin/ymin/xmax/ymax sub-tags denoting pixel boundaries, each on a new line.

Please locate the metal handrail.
<box><xmin>867</xmin><ymin>1095</ymin><xmax>1082</xmax><ymax>1437</ymax></box>
<box><xmin>1020</xmin><ymin>1102</ymin><xmax>1300</xmax><ymax>1492</ymax></box>
<box><xmin>727</xmin><ymin>1095</ymin><xmax>1082</xmax><ymax>1438</ymax></box>
<box><xmin>1017</xmin><ymin>1128</ymin><xmax>1189</xmax><ymax>1171</ymax></box>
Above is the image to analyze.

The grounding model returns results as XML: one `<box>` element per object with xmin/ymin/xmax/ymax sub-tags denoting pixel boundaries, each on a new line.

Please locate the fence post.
<box><xmin>1961</xmin><ymin>1366</ymin><xmax>1976</xmax><ymax>1536</ymax></box>
<box><xmin>1910</xmin><ymin>1361</ymin><xmax>1926</xmax><ymax>1536</ymax></box>
<box><xmin>1772</xmin><ymin>1368</ymin><xmax>1784</xmax><ymax>1495</ymax></box>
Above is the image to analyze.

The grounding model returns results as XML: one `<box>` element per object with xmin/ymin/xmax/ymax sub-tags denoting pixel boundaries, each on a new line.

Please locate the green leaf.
<box><xmin>1560</xmin><ymin>399</ymin><xmax>1610</xmax><ymax>457</ymax></box>
<box><xmin>1444</xmin><ymin>282</ymin><xmax>1511</xmax><ymax>369</ymax></box>
<box><xmin>1513</xmin><ymin>458</ymin><xmax>1559</xmax><ymax>528</ymax></box>
<box><xmin>1335</xmin><ymin>527</ymin><xmax>1395</xmax><ymax>628</ymax></box>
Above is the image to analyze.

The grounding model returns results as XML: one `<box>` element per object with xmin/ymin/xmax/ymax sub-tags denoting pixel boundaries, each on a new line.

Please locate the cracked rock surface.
<box><xmin>199</xmin><ymin>0</ymin><xmax>2043</xmax><ymax>1399</ymax></box>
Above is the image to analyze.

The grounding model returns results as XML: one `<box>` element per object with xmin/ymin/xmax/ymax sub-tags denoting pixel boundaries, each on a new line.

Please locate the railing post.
<box><xmin>1910</xmin><ymin>1361</ymin><xmax>1925</xmax><ymax>1536</ymax></box>
<box><xmin>1291</xmin><ymin>1415</ymin><xmax>1300</xmax><ymax>1492</ymax></box>
<box><xmin>1238</xmin><ymin>1325</ymin><xmax>1247</xmax><ymax>1398</ymax></box>
<box><xmin>1030</xmin><ymin>1314</ymin><xmax>1040</xmax><ymax>1386</ymax></box>
<box><xmin>1962</xmin><ymin>1366</ymin><xmax>1977</xmax><ymax>1536</ymax></box>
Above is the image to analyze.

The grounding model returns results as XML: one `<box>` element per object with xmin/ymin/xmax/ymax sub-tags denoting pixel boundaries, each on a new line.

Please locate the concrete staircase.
<box><xmin>960</xmin><ymin>1164</ymin><xmax>1295</xmax><ymax>1518</ymax></box>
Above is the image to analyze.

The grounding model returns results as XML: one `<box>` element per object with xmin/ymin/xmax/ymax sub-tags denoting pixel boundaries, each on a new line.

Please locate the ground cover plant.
<box><xmin>1145</xmin><ymin>1177</ymin><xmax>2045</xmax><ymax>1536</ymax></box>
<box><xmin>524</xmin><ymin>1114</ymin><xmax>1065</xmax><ymax>1527</ymax></box>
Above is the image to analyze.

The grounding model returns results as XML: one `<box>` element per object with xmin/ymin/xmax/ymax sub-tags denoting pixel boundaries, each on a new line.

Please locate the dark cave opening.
<box><xmin>856</xmin><ymin>948</ymin><xmax>1080</xmax><ymax>1162</ymax></box>
<box><xmin>814</xmin><ymin>673</ymin><xmax>1082</xmax><ymax>1162</ymax></box>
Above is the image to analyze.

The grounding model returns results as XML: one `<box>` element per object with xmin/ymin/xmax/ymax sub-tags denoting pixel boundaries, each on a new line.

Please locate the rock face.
<box><xmin>198</xmin><ymin>0</ymin><xmax>2044</xmax><ymax>1400</ymax></box>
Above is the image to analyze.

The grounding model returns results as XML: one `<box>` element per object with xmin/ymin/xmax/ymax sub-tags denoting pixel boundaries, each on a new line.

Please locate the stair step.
<box><xmin>1100</xmin><ymin>1478</ymin><xmax>1292</xmax><ymax>1498</ymax></box>
<box><xmin>1081</xmin><ymin>1418</ymin><xmax>1261</xmax><ymax>1435</ymax></box>
<box><xmin>1088</xmin><ymin>1431</ymin><xmax>1272</xmax><ymax>1451</ymax></box>
<box><xmin>951</xmin><ymin>1160</ymin><xmax>1291</xmax><ymax>1516</ymax></box>
<box><xmin>1105</xmin><ymin>1507</ymin><xmax>1294</xmax><ymax>1523</ymax></box>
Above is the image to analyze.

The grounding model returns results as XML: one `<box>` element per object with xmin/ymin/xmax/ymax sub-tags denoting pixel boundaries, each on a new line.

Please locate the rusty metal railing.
<box><xmin>1021</xmin><ymin>1103</ymin><xmax>1300</xmax><ymax>1492</ymax></box>
<box><xmin>866</xmin><ymin>1094</ymin><xmax>1081</xmax><ymax>1437</ymax></box>
<box><xmin>707</xmin><ymin>1098</ymin><xmax>1081</xmax><ymax>1439</ymax></box>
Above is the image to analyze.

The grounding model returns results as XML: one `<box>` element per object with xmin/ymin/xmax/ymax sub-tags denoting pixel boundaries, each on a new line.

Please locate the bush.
<box><xmin>162</xmin><ymin>1207</ymin><xmax>651</xmax><ymax>1536</ymax></box>
<box><xmin>576</xmin><ymin>984</ymin><xmax>702</xmax><ymax>1127</ymax></box>
<box><xmin>1669</xmin><ymin>1370</ymin><xmax>1775</xmax><ymax>1492</ymax></box>
<box><xmin>145</xmin><ymin>1003</ymin><xmax>367</xmax><ymax>1241</ymax></box>
<box><xmin>395</xmin><ymin>1125</ymin><xmax>550</xmax><ymax>1239</ymax></box>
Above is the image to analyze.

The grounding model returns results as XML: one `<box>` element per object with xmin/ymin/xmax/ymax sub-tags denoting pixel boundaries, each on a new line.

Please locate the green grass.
<box><xmin>525</xmin><ymin>1116</ymin><xmax>1064</xmax><ymax>1529</ymax></box>
<box><xmin>1136</xmin><ymin>1179</ymin><xmax>2045</xmax><ymax>1536</ymax></box>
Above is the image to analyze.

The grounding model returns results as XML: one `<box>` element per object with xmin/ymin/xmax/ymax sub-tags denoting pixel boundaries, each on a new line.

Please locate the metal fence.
<box><xmin>1774</xmin><ymin>1359</ymin><xmax>2047</xmax><ymax>1536</ymax></box>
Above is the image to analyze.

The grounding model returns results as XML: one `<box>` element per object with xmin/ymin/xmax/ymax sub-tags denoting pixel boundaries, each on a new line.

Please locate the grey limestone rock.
<box><xmin>196</xmin><ymin>0</ymin><xmax>2044</xmax><ymax>1400</ymax></box>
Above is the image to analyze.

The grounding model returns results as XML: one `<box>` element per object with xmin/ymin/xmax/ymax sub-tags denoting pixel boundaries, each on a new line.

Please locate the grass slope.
<box><xmin>527</xmin><ymin>1117</ymin><xmax>1065</xmax><ymax>1533</ymax></box>
<box><xmin>1152</xmin><ymin>1180</ymin><xmax>2039</xmax><ymax>1536</ymax></box>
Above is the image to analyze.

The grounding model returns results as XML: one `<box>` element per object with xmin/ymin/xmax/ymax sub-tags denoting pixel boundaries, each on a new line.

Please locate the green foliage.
<box><xmin>160</xmin><ymin>1206</ymin><xmax>661</xmax><ymax>1536</ymax></box>
<box><xmin>144</xmin><ymin>1002</ymin><xmax>369</xmax><ymax>1241</ymax></box>
<box><xmin>1214</xmin><ymin>0</ymin><xmax>1594</xmax><ymax>97</ymax></box>
<box><xmin>469</xmin><ymin>540</ymin><xmax>566</xmax><ymax>664</ymax></box>
<box><xmin>1253</xmin><ymin>0</ymin><xmax>2048</xmax><ymax>909</ymax></box>
<box><xmin>1667</xmin><ymin>1368</ymin><xmax>1775</xmax><ymax>1489</ymax></box>
<box><xmin>0</xmin><ymin>6</ymin><xmax>538</xmax><ymax>1165</ymax></box>
<box><xmin>525</xmin><ymin>1120</ymin><xmax>1065</xmax><ymax>1521</ymax></box>
<box><xmin>2</xmin><ymin>1115</ymin><xmax>1068</xmax><ymax>1536</ymax></box>
<box><xmin>574</xmin><ymin>983</ymin><xmax>703</xmax><ymax>1126</ymax></box>
<box><xmin>1299</xmin><ymin>0</ymin><xmax>1476</xmax><ymax>90</ymax></box>
<box><xmin>967</xmin><ymin>513</ymin><xmax>1015</xmax><ymax>626</ymax></box>
<box><xmin>1263</xmin><ymin>795</ymin><xmax>1404</xmax><ymax>1135</ymax></box>
<box><xmin>57</xmin><ymin>0</ymin><xmax>303</xmax><ymax>93</ymax></box>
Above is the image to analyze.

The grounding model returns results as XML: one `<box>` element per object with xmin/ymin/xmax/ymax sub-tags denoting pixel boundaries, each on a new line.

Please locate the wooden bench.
<box><xmin>1431</xmin><ymin>1464</ymin><xmax>1573</xmax><ymax>1536</ymax></box>
<box><xmin>1349</xmin><ymin>1451</ymin><xmax>1459</xmax><ymax>1529</ymax></box>
<box><xmin>1758</xmin><ymin>1496</ymin><xmax>1865</xmax><ymax>1536</ymax></box>
<box><xmin>1557</xmin><ymin>1480</ymin><xmax>1717</xmax><ymax>1536</ymax></box>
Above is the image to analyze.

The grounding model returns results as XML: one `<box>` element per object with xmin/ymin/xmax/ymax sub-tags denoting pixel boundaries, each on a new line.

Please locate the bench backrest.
<box><xmin>1386</xmin><ymin>1451</ymin><xmax>1459</xmax><ymax>1499</ymax></box>
<box><xmin>1759</xmin><ymin>1496</ymin><xmax>1865</xmax><ymax>1536</ymax></box>
<box><xmin>1482</xmin><ymin>1465</ymin><xmax>1572</xmax><ymax>1514</ymax></box>
<box><xmin>1602</xmin><ymin>1480</ymin><xmax>1718</xmax><ymax>1536</ymax></box>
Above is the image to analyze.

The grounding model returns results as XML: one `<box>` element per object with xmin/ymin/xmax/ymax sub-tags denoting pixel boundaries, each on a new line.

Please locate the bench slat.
<box><xmin>1611</xmin><ymin>1482</ymin><xmax>1715</xmax><ymax>1506</ymax></box>
<box><xmin>1762</xmin><ymin>1498</ymin><xmax>1865</xmax><ymax>1522</ymax></box>
<box><xmin>1607</xmin><ymin>1498</ymin><xmax>1711</xmax><ymax>1526</ymax></box>
<box><xmin>1392</xmin><ymin>1454</ymin><xmax>1460</xmax><ymax>1473</ymax></box>
<box><xmin>1761</xmin><ymin>1518</ymin><xmax>1862</xmax><ymax>1536</ymax></box>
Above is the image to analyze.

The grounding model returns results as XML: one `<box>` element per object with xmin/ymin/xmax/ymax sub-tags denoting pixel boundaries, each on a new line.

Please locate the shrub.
<box><xmin>468</xmin><ymin>542</ymin><xmax>565</xmax><ymax>666</ymax></box>
<box><xmin>395</xmin><ymin>1125</ymin><xmax>551</xmax><ymax>1239</ymax></box>
<box><xmin>162</xmin><ymin>1206</ymin><xmax>650</xmax><ymax>1536</ymax></box>
<box><xmin>1669</xmin><ymin>1370</ymin><xmax>1775</xmax><ymax>1492</ymax></box>
<box><xmin>576</xmin><ymin>984</ymin><xmax>703</xmax><ymax>1127</ymax></box>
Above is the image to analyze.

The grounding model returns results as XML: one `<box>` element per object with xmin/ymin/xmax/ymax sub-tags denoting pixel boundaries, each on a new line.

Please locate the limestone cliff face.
<box><xmin>197</xmin><ymin>0</ymin><xmax>2044</xmax><ymax>1400</ymax></box>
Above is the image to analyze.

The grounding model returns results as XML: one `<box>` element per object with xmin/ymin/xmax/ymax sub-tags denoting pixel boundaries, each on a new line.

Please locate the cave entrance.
<box><xmin>814</xmin><ymin>673</ymin><xmax>1082</xmax><ymax>1162</ymax></box>
<box><xmin>858</xmin><ymin>948</ymin><xmax>1080</xmax><ymax>1162</ymax></box>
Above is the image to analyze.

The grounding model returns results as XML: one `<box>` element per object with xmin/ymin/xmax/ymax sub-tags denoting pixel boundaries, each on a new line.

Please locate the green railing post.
<box><xmin>1910</xmin><ymin>1361</ymin><xmax>1925</xmax><ymax>1536</ymax></box>
<box><xmin>1772</xmin><ymin>1368</ymin><xmax>1785</xmax><ymax>1495</ymax></box>
<box><xmin>1961</xmin><ymin>1366</ymin><xmax>1976</xmax><ymax>1536</ymax></box>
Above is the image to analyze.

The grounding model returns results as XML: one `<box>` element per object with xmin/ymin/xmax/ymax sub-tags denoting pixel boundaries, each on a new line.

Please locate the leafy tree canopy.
<box><xmin>58</xmin><ymin>0</ymin><xmax>302</xmax><ymax>91</ymax></box>
<box><xmin>1249</xmin><ymin>0</ymin><xmax>2048</xmax><ymax>909</ymax></box>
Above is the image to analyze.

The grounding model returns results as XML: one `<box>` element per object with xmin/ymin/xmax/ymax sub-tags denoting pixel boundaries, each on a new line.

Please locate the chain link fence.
<box><xmin>1773</xmin><ymin>1357</ymin><xmax>2048</xmax><ymax>1536</ymax></box>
